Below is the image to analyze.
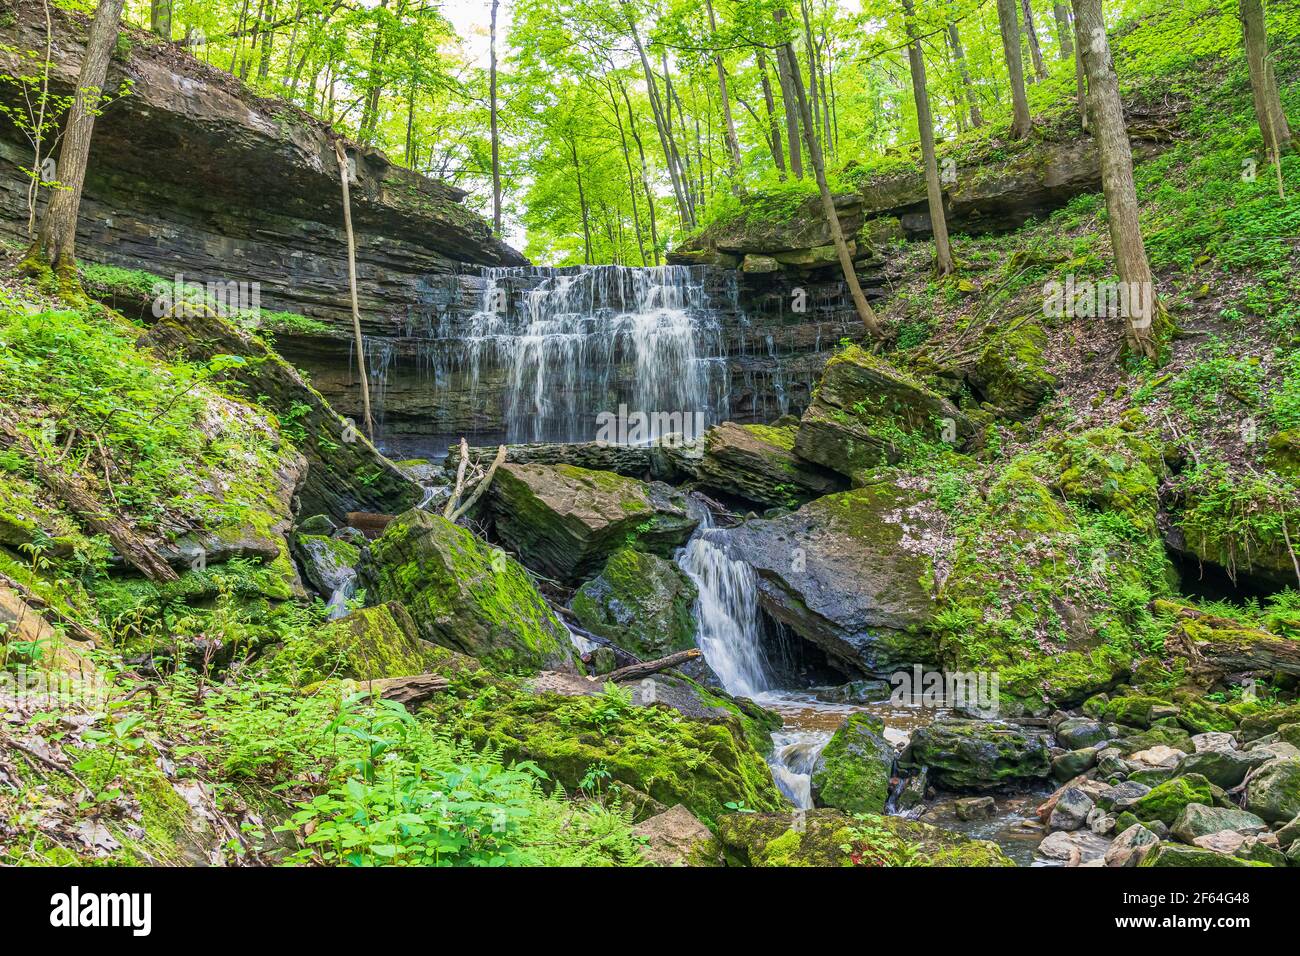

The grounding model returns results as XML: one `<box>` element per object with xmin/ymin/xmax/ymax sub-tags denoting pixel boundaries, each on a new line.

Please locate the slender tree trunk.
<box><xmin>359</xmin><ymin>0</ymin><xmax>389</xmax><ymax>143</ymax></box>
<box><xmin>1022</xmin><ymin>0</ymin><xmax>1048</xmax><ymax>80</ymax></box>
<box><xmin>150</xmin><ymin>0</ymin><xmax>172</xmax><ymax>38</ymax></box>
<box><xmin>1073</xmin><ymin>0</ymin><xmax>1161</xmax><ymax>360</ymax></box>
<box><xmin>334</xmin><ymin>142</ymin><xmax>375</xmax><ymax>439</ymax></box>
<box><xmin>1238</xmin><ymin>0</ymin><xmax>1296</xmax><ymax>167</ymax></box>
<box><xmin>774</xmin><ymin>30</ymin><xmax>804</xmax><ymax>178</ymax></box>
<box><xmin>22</xmin><ymin>0</ymin><xmax>126</xmax><ymax>298</ymax></box>
<box><xmin>1053</xmin><ymin>3</ymin><xmax>1073</xmax><ymax>59</ymax></box>
<box><xmin>618</xmin><ymin>75</ymin><xmax>661</xmax><ymax>264</ymax></box>
<box><xmin>569</xmin><ymin>137</ymin><xmax>593</xmax><ymax>264</ymax></box>
<box><xmin>996</xmin><ymin>0</ymin><xmax>1033</xmax><ymax>138</ymax></box>
<box><xmin>705</xmin><ymin>0</ymin><xmax>743</xmax><ymax>183</ymax></box>
<box><xmin>622</xmin><ymin>2</ymin><xmax>692</xmax><ymax>228</ymax></box>
<box><xmin>778</xmin><ymin>13</ymin><xmax>883</xmax><ymax>339</ymax></box>
<box><xmin>607</xmin><ymin>78</ymin><xmax>648</xmax><ymax>265</ymax></box>
<box><xmin>903</xmin><ymin>0</ymin><xmax>954</xmax><ymax>276</ymax></box>
<box><xmin>948</xmin><ymin>22</ymin><xmax>984</xmax><ymax>129</ymax></box>
<box><xmin>489</xmin><ymin>0</ymin><xmax>502</xmax><ymax>234</ymax></box>
<box><xmin>757</xmin><ymin>50</ymin><xmax>786</xmax><ymax>177</ymax></box>
<box><xmin>799</xmin><ymin>0</ymin><xmax>823</xmax><ymax>152</ymax></box>
<box><xmin>1074</xmin><ymin>13</ymin><xmax>1088</xmax><ymax>132</ymax></box>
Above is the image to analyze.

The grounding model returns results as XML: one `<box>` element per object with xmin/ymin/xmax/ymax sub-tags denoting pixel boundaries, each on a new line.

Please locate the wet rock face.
<box><xmin>717</xmin><ymin>481</ymin><xmax>942</xmax><ymax>677</ymax></box>
<box><xmin>903</xmin><ymin>719</ymin><xmax>1052</xmax><ymax>791</ymax></box>
<box><xmin>569</xmin><ymin>548</ymin><xmax>699</xmax><ymax>660</ymax></box>
<box><xmin>489</xmin><ymin>463</ymin><xmax>698</xmax><ymax>585</ymax></box>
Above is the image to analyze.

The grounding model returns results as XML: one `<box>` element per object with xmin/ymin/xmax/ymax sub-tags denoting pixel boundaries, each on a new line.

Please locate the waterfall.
<box><xmin>676</xmin><ymin>506</ymin><xmax>771</xmax><ymax>699</ymax></box>
<box><xmin>469</xmin><ymin>265</ymin><xmax>729</xmax><ymax>444</ymax></box>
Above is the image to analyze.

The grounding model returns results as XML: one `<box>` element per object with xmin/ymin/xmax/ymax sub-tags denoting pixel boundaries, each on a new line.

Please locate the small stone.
<box><xmin>1049</xmin><ymin>787</ymin><xmax>1094</xmax><ymax>832</ymax></box>
<box><xmin>1098</xmin><ymin>780</ymin><xmax>1151</xmax><ymax>812</ymax></box>
<box><xmin>1038</xmin><ymin>829</ymin><xmax>1111</xmax><ymax>866</ymax></box>
<box><xmin>1087</xmin><ymin>806</ymin><xmax>1116</xmax><ymax>835</ymax></box>
<box><xmin>955</xmin><ymin>796</ymin><xmax>996</xmax><ymax>821</ymax></box>
<box><xmin>1192</xmin><ymin>732</ymin><xmax>1238</xmax><ymax>754</ymax></box>
<box><xmin>1056</xmin><ymin>717</ymin><xmax>1110</xmax><ymax>750</ymax></box>
<box><xmin>1128</xmin><ymin>745</ymin><xmax>1183</xmax><ymax>770</ymax></box>
<box><xmin>1274</xmin><ymin>813</ymin><xmax>1300</xmax><ymax>849</ymax></box>
<box><xmin>1191</xmin><ymin>830</ymin><xmax>1246</xmax><ymax>854</ymax></box>
<box><xmin>1052</xmin><ymin>747</ymin><xmax>1098</xmax><ymax>781</ymax></box>
<box><xmin>1104</xmin><ymin>823</ymin><xmax>1160</xmax><ymax>867</ymax></box>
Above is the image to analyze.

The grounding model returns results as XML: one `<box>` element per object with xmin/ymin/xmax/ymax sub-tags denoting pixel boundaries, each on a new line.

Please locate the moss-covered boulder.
<box><xmin>793</xmin><ymin>345</ymin><xmax>971</xmax><ymax>478</ymax></box>
<box><xmin>268</xmin><ymin>601</ymin><xmax>448</xmax><ymax>683</ymax></box>
<box><xmin>570</xmin><ymin>548</ymin><xmax>697</xmax><ymax>659</ymax></box>
<box><xmin>715</xmin><ymin>808</ymin><xmax>1013</xmax><ymax>866</ymax></box>
<box><xmin>688</xmin><ymin>421</ymin><xmax>846</xmax><ymax>509</ymax></box>
<box><xmin>364</xmin><ymin>509</ymin><xmax>577</xmax><ymax>675</ymax></box>
<box><xmin>969</xmin><ymin>318</ymin><xmax>1056</xmax><ymax>420</ymax></box>
<box><xmin>1130</xmin><ymin>773</ymin><xmax>1216</xmax><ymax>826</ymax></box>
<box><xmin>1170</xmin><ymin>804</ymin><xmax>1268</xmax><ymax>843</ymax></box>
<box><xmin>1046</xmin><ymin>425</ymin><xmax>1163</xmax><ymax>535</ymax></box>
<box><xmin>903</xmin><ymin>719</ymin><xmax>1051</xmax><ymax>790</ymax></box>
<box><xmin>1138</xmin><ymin>844</ymin><xmax>1266</xmax><ymax>867</ymax></box>
<box><xmin>1244</xmin><ymin>758</ymin><xmax>1300</xmax><ymax>823</ymax></box>
<box><xmin>810</xmin><ymin>713</ymin><xmax>894</xmax><ymax>814</ymax></box>
<box><xmin>490</xmin><ymin>463</ymin><xmax>697</xmax><ymax>583</ymax></box>
<box><xmin>716</xmin><ymin>479</ymin><xmax>941</xmax><ymax>676</ymax></box>
<box><xmin>424</xmin><ymin>676</ymin><xmax>785</xmax><ymax>827</ymax></box>
<box><xmin>293</xmin><ymin>533</ymin><xmax>361</xmax><ymax>606</ymax></box>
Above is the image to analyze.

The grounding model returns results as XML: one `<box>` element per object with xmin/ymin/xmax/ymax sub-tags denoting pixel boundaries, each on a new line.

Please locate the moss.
<box><xmin>268</xmin><ymin>602</ymin><xmax>445</xmax><ymax>684</ymax></box>
<box><xmin>425</xmin><ymin>680</ymin><xmax>785</xmax><ymax>828</ymax></box>
<box><xmin>742</xmin><ymin>423</ymin><xmax>797</xmax><ymax>452</ymax></box>
<box><xmin>367</xmin><ymin>509</ymin><xmax>575</xmax><ymax>674</ymax></box>
<box><xmin>570</xmin><ymin>548</ymin><xmax>697</xmax><ymax>659</ymax></box>
<box><xmin>1131</xmin><ymin>773</ymin><xmax>1216</xmax><ymax>825</ymax></box>
<box><xmin>716</xmin><ymin>809</ymin><xmax>1013</xmax><ymax>867</ymax></box>
<box><xmin>1046</xmin><ymin>425</ymin><xmax>1164</xmax><ymax>535</ymax></box>
<box><xmin>809</xmin><ymin>712</ymin><xmax>893</xmax><ymax>814</ymax></box>
<box><xmin>972</xmin><ymin>317</ymin><xmax>1056</xmax><ymax>418</ymax></box>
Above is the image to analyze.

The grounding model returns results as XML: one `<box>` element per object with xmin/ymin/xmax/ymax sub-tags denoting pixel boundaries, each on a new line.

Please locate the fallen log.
<box><xmin>0</xmin><ymin>415</ymin><xmax>177</xmax><ymax>583</ymax></box>
<box><xmin>358</xmin><ymin>673</ymin><xmax>452</xmax><ymax>707</ymax></box>
<box><xmin>1158</xmin><ymin>600</ymin><xmax>1300</xmax><ymax>678</ymax></box>
<box><xmin>347</xmin><ymin>511</ymin><xmax>395</xmax><ymax>535</ymax></box>
<box><xmin>598</xmin><ymin>648</ymin><xmax>702</xmax><ymax>684</ymax></box>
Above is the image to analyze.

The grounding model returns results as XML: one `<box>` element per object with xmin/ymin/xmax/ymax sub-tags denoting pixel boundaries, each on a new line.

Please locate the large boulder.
<box><xmin>268</xmin><ymin>601</ymin><xmax>447</xmax><ymax>683</ymax></box>
<box><xmin>793</xmin><ymin>345</ymin><xmax>970</xmax><ymax>478</ymax></box>
<box><xmin>570</xmin><ymin>548</ymin><xmax>698</xmax><ymax>660</ymax></box>
<box><xmin>683</xmin><ymin>422</ymin><xmax>846</xmax><ymax>509</ymax></box>
<box><xmin>715</xmin><ymin>808</ymin><xmax>1012</xmax><ymax>867</ymax></box>
<box><xmin>1138</xmin><ymin>844</ymin><xmax>1265</xmax><ymax>868</ymax></box>
<box><xmin>1244</xmin><ymin>758</ymin><xmax>1300</xmax><ymax>823</ymax></box>
<box><xmin>490</xmin><ymin>463</ymin><xmax>697</xmax><ymax>583</ymax></box>
<box><xmin>716</xmin><ymin>480</ymin><xmax>942</xmax><ymax>676</ymax></box>
<box><xmin>1130</xmin><ymin>774</ymin><xmax>1216</xmax><ymax>826</ymax></box>
<box><xmin>810</xmin><ymin>713</ymin><xmax>895</xmax><ymax>815</ymax></box>
<box><xmin>903</xmin><ymin>719</ymin><xmax>1051</xmax><ymax>790</ymax></box>
<box><xmin>1170</xmin><ymin>804</ymin><xmax>1268</xmax><ymax>844</ymax></box>
<box><xmin>967</xmin><ymin>318</ymin><xmax>1056</xmax><ymax>420</ymax></box>
<box><xmin>632</xmin><ymin>805</ymin><xmax>720</xmax><ymax>866</ymax></box>
<box><xmin>363</xmin><ymin>509</ymin><xmax>577</xmax><ymax>675</ymax></box>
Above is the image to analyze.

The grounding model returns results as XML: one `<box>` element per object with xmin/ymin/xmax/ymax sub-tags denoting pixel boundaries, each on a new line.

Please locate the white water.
<box><xmin>676</xmin><ymin>507</ymin><xmax>772</xmax><ymax>699</ymax></box>
<box><xmin>470</xmin><ymin>265</ymin><xmax>729</xmax><ymax>444</ymax></box>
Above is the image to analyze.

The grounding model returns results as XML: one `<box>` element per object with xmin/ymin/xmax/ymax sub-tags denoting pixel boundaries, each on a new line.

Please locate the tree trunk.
<box><xmin>705</xmin><ymin>0</ymin><xmax>743</xmax><ymax>183</ymax></box>
<box><xmin>757</xmin><ymin>50</ymin><xmax>786</xmax><ymax>176</ymax></box>
<box><xmin>569</xmin><ymin>137</ymin><xmax>593</xmax><ymax>264</ymax></box>
<box><xmin>996</xmin><ymin>0</ymin><xmax>1033</xmax><ymax>139</ymax></box>
<box><xmin>22</xmin><ymin>0</ymin><xmax>126</xmax><ymax>298</ymax></box>
<box><xmin>948</xmin><ymin>22</ymin><xmax>984</xmax><ymax>129</ymax></box>
<box><xmin>778</xmin><ymin>14</ymin><xmax>884</xmax><ymax>340</ymax></box>
<box><xmin>622</xmin><ymin>1</ymin><xmax>692</xmax><ymax>228</ymax></box>
<box><xmin>150</xmin><ymin>0</ymin><xmax>172</xmax><ymax>38</ymax></box>
<box><xmin>903</xmin><ymin>0</ymin><xmax>954</xmax><ymax>276</ymax></box>
<box><xmin>1238</xmin><ymin>0</ymin><xmax>1296</xmax><ymax>166</ymax></box>
<box><xmin>1021</xmin><ymin>0</ymin><xmax>1048</xmax><ymax>81</ymax></box>
<box><xmin>489</xmin><ymin>0</ymin><xmax>502</xmax><ymax>235</ymax></box>
<box><xmin>1053</xmin><ymin>3</ymin><xmax>1073</xmax><ymax>59</ymax></box>
<box><xmin>1073</xmin><ymin>13</ymin><xmax>1088</xmax><ymax>131</ymax></box>
<box><xmin>1073</xmin><ymin>0</ymin><xmax>1161</xmax><ymax>360</ymax></box>
<box><xmin>607</xmin><ymin>79</ymin><xmax>648</xmax><ymax>265</ymax></box>
<box><xmin>333</xmin><ymin>141</ymin><xmax>375</xmax><ymax>440</ymax></box>
<box><xmin>774</xmin><ymin>29</ymin><xmax>804</xmax><ymax>178</ymax></box>
<box><xmin>618</xmin><ymin>75</ymin><xmax>661</xmax><ymax>264</ymax></box>
<box><xmin>358</xmin><ymin>0</ymin><xmax>389</xmax><ymax>144</ymax></box>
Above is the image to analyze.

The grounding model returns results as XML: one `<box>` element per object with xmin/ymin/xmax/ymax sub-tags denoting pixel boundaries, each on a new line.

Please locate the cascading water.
<box><xmin>676</xmin><ymin>506</ymin><xmax>771</xmax><ymax>699</ymax></box>
<box><xmin>676</xmin><ymin>502</ymin><xmax>830</xmax><ymax>809</ymax></box>
<box><xmin>469</xmin><ymin>265</ymin><xmax>729</xmax><ymax>444</ymax></box>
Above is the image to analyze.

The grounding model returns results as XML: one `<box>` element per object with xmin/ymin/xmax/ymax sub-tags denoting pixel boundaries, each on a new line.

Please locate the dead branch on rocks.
<box><xmin>444</xmin><ymin>441</ymin><xmax>507</xmax><ymax>521</ymax></box>
<box><xmin>597</xmin><ymin>648</ymin><xmax>701</xmax><ymax>684</ymax></box>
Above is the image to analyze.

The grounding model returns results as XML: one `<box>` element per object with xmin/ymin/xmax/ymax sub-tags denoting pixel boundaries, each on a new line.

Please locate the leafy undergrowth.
<box><xmin>0</xmin><ymin>661</ymin><xmax>646</xmax><ymax>867</ymax></box>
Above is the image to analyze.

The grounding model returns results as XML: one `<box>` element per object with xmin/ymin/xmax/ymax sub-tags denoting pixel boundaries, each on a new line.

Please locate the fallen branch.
<box><xmin>357</xmin><ymin>673</ymin><xmax>452</xmax><ymax>707</ymax></box>
<box><xmin>443</xmin><ymin>437</ymin><xmax>470</xmax><ymax>518</ymax></box>
<box><xmin>0</xmin><ymin>414</ymin><xmax>177</xmax><ymax>583</ymax></box>
<box><xmin>449</xmin><ymin>444</ymin><xmax>507</xmax><ymax>522</ymax></box>
<box><xmin>0</xmin><ymin>572</ymin><xmax>101</xmax><ymax>645</ymax></box>
<box><xmin>598</xmin><ymin>648</ymin><xmax>701</xmax><ymax>684</ymax></box>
